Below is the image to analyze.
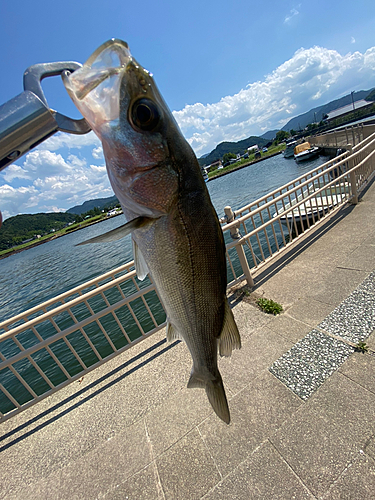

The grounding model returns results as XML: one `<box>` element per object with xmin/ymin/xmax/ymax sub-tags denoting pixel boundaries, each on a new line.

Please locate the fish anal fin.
<box><xmin>166</xmin><ymin>320</ymin><xmax>183</xmax><ymax>343</ymax></box>
<box><xmin>132</xmin><ymin>240</ymin><xmax>149</xmax><ymax>281</ymax></box>
<box><xmin>218</xmin><ymin>301</ymin><xmax>241</xmax><ymax>357</ymax></box>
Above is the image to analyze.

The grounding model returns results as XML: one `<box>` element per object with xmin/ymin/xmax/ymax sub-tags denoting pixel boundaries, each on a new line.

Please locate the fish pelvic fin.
<box><xmin>166</xmin><ymin>320</ymin><xmax>183</xmax><ymax>342</ymax></box>
<box><xmin>187</xmin><ymin>370</ymin><xmax>230</xmax><ymax>424</ymax></box>
<box><xmin>132</xmin><ymin>240</ymin><xmax>149</xmax><ymax>281</ymax></box>
<box><xmin>76</xmin><ymin>216</ymin><xmax>155</xmax><ymax>246</ymax></box>
<box><xmin>218</xmin><ymin>300</ymin><xmax>241</xmax><ymax>357</ymax></box>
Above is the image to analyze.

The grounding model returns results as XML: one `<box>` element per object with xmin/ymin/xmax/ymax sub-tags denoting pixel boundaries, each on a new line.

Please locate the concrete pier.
<box><xmin>2</xmin><ymin>180</ymin><xmax>375</xmax><ymax>499</ymax></box>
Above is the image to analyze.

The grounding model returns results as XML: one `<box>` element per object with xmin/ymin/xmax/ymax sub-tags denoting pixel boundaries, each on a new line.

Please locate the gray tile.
<box><xmin>286</xmin><ymin>298</ymin><xmax>335</xmax><ymax>327</ymax></box>
<box><xmin>3</xmin><ymin>419</ymin><xmax>153</xmax><ymax>500</ymax></box>
<box><xmin>338</xmin><ymin>351</ymin><xmax>375</xmax><ymax>394</ymax></box>
<box><xmin>106</xmin><ymin>463</ymin><xmax>162</xmax><ymax>500</ymax></box>
<box><xmin>146</xmin><ymin>389</ymin><xmax>212</xmax><ymax>458</ymax></box>
<box><xmin>203</xmin><ymin>440</ymin><xmax>314</xmax><ymax>500</ymax></box>
<box><xmin>340</xmin><ymin>245</ymin><xmax>375</xmax><ymax>272</ymax></box>
<box><xmin>198</xmin><ymin>370</ymin><xmax>302</xmax><ymax>477</ymax></box>
<box><xmin>323</xmin><ymin>452</ymin><xmax>375</xmax><ymax>500</ymax></box>
<box><xmin>270</xmin><ymin>372</ymin><xmax>375</xmax><ymax>498</ymax></box>
<box><xmin>319</xmin><ymin>289</ymin><xmax>375</xmax><ymax>343</ymax></box>
<box><xmin>155</xmin><ymin>428</ymin><xmax>221</xmax><ymax>500</ymax></box>
<box><xmin>311</xmin><ymin>267</ymin><xmax>369</xmax><ymax>306</ymax></box>
<box><xmin>267</xmin><ymin>313</ymin><xmax>316</xmax><ymax>344</ymax></box>
<box><xmin>219</xmin><ymin>327</ymin><xmax>293</xmax><ymax>395</ymax></box>
<box><xmin>366</xmin><ymin>436</ymin><xmax>375</xmax><ymax>461</ymax></box>
<box><xmin>270</xmin><ymin>329</ymin><xmax>354</xmax><ymax>400</ymax></box>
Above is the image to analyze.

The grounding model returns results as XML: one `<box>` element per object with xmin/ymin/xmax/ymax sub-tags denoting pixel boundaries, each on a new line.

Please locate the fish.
<box><xmin>62</xmin><ymin>39</ymin><xmax>241</xmax><ymax>424</ymax></box>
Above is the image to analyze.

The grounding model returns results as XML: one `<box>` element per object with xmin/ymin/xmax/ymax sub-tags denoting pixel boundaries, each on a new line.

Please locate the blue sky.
<box><xmin>1</xmin><ymin>0</ymin><xmax>375</xmax><ymax>218</ymax></box>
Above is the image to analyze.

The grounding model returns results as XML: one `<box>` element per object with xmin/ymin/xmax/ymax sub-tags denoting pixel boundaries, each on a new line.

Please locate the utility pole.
<box><xmin>351</xmin><ymin>91</ymin><xmax>355</xmax><ymax>111</ymax></box>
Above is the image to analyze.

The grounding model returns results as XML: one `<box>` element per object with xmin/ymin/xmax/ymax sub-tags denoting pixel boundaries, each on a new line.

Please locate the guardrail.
<box><xmin>1</xmin><ymin>131</ymin><xmax>375</xmax><ymax>422</ymax></box>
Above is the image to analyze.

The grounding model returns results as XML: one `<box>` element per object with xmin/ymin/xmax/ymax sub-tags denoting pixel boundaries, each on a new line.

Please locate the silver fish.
<box><xmin>63</xmin><ymin>39</ymin><xmax>241</xmax><ymax>423</ymax></box>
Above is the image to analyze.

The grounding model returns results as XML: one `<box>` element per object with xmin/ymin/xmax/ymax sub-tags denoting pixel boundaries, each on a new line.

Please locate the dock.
<box><xmin>1</xmin><ymin>164</ymin><xmax>375</xmax><ymax>498</ymax></box>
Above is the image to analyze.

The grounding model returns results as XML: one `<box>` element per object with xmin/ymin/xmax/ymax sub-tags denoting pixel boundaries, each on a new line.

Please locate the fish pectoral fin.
<box><xmin>76</xmin><ymin>216</ymin><xmax>155</xmax><ymax>246</ymax></box>
<box><xmin>218</xmin><ymin>301</ymin><xmax>241</xmax><ymax>357</ymax></box>
<box><xmin>132</xmin><ymin>240</ymin><xmax>149</xmax><ymax>281</ymax></box>
<box><xmin>166</xmin><ymin>320</ymin><xmax>183</xmax><ymax>342</ymax></box>
<box><xmin>188</xmin><ymin>370</ymin><xmax>230</xmax><ymax>424</ymax></box>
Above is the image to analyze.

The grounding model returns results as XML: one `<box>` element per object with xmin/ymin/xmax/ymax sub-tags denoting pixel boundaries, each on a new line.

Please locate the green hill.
<box><xmin>0</xmin><ymin>213</ymin><xmax>76</xmax><ymax>250</ymax></box>
<box><xmin>198</xmin><ymin>136</ymin><xmax>269</xmax><ymax>166</ymax></box>
<box><xmin>67</xmin><ymin>195</ymin><xmax>118</xmax><ymax>215</ymax></box>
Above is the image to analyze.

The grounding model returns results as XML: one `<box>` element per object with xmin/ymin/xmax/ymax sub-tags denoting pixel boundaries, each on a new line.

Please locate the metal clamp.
<box><xmin>0</xmin><ymin>62</ymin><xmax>91</xmax><ymax>172</ymax></box>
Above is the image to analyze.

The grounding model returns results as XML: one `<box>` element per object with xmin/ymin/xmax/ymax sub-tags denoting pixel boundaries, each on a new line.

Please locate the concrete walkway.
<box><xmin>2</xmin><ymin>181</ymin><xmax>375</xmax><ymax>499</ymax></box>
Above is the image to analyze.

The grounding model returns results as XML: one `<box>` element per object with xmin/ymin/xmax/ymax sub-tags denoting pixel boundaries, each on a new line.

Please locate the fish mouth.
<box><xmin>62</xmin><ymin>39</ymin><xmax>133</xmax><ymax>131</ymax></box>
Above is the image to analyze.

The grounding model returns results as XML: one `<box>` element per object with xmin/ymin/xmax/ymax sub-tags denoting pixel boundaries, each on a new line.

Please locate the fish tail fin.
<box><xmin>187</xmin><ymin>370</ymin><xmax>230</xmax><ymax>424</ymax></box>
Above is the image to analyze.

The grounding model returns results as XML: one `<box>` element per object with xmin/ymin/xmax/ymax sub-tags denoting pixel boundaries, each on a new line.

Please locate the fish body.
<box><xmin>63</xmin><ymin>39</ymin><xmax>240</xmax><ymax>423</ymax></box>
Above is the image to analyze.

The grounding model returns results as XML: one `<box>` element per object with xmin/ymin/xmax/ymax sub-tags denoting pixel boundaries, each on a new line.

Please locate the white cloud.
<box><xmin>1</xmin><ymin>148</ymin><xmax>112</xmax><ymax>218</ymax></box>
<box><xmin>174</xmin><ymin>46</ymin><xmax>375</xmax><ymax>155</ymax></box>
<box><xmin>351</xmin><ymin>37</ymin><xmax>356</xmax><ymax>44</ymax></box>
<box><xmin>284</xmin><ymin>7</ymin><xmax>300</xmax><ymax>24</ymax></box>
<box><xmin>92</xmin><ymin>146</ymin><xmax>104</xmax><ymax>159</ymax></box>
<box><xmin>38</xmin><ymin>130</ymin><xmax>100</xmax><ymax>151</ymax></box>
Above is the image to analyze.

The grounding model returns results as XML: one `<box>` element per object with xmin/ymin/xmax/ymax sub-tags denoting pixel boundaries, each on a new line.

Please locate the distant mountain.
<box><xmin>0</xmin><ymin>213</ymin><xmax>76</xmax><ymax>250</ymax></box>
<box><xmin>281</xmin><ymin>89</ymin><xmax>374</xmax><ymax>132</ymax></box>
<box><xmin>67</xmin><ymin>195</ymin><xmax>118</xmax><ymax>215</ymax></box>
<box><xmin>260</xmin><ymin>130</ymin><xmax>278</xmax><ymax>140</ymax></box>
<box><xmin>198</xmin><ymin>136</ymin><xmax>268</xmax><ymax>166</ymax></box>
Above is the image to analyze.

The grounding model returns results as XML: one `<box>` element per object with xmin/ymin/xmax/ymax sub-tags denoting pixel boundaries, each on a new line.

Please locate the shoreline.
<box><xmin>0</xmin><ymin>213</ymin><xmax>123</xmax><ymax>261</ymax></box>
<box><xmin>0</xmin><ymin>150</ymin><xmax>284</xmax><ymax>261</ymax></box>
<box><xmin>207</xmin><ymin>150</ymin><xmax>283</xmax><ymax>181</ymax></box>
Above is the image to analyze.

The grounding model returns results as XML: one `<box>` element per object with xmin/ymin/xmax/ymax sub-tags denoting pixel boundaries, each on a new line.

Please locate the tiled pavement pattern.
<box><xmin>2</xmin><ymin>180</ymin><xmax>375</xmax><ymax>499</ymax></box>
<box><xmin>270</xmin><ymin>270</ymin><xmax>375</xmax><ymax>400</ymax></box>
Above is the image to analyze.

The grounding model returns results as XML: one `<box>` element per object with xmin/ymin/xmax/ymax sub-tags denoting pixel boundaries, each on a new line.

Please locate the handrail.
<box><xmin>1</xmin><ymin>130</ymin><xmax>375</xmax><ymax>422</ymax></box>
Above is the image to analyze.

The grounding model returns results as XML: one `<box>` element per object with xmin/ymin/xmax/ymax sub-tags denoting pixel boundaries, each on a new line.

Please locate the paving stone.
<box><xmin>286</xmin><ymin>297</ymin><xmax>334</xmax><ymax>327</ymax></box>
<box><xmin>319</xmin><ymin>289</ymin><xmax>375</xmax><ymax>343</ymax></box>
<box><xmin>338</xmin><ymin>351</ymin><xmax>375</xmax><ymax>394</ymax></box>
<box><xmin>270</xmin><ymin>329</ymin><xmax>354</xmax><ymax>400</ymax></box>
<box><xmin>267</xmin><ymin>313</ymin><xmax>320</xmax><ymax>344</ymax></box>
<box><xmin>105</xmin><ymin>463</ymin><xmax>162</xmax><ymax>500</ymax></box>
<box><xmin>3</xmin><ymin>419</ymin><xmax>153</xmax><ymax>500</ymax></box>
<box><xmin>219</xmin><ymin>326</ymin><xmax>293</xmax><ymax>395</ymax></box>
<box><xmin>339</xmin><ymin>244</ymin><xmax>375</xmax><ymax>272</ymax></box>
<box><xmin>270</xmin><ymin>372</ymin><xmax>375</xmax><ymax>498</ymax></box>
<box><xmin>145</xmin><ymin>388</ymin><xmax>212</xmax><ymax>458</ymax></box>
<box><xmin>366</xmin><ymin>436</ymin><xmax>375</xmax><ymax>461</ymax></box>
<box><xmin>198</xmin><ymin>370</ymin><xmax>302</xmax><ymax>477</ymax></box>
<box><xmin>203</xmin><ymin>440</ymin><xmax>314</xmax><ymax>500</ymax></box>
<box><xmin>311</xmin><ymin>267</ymin><xmax>369</xmax><ymax>306</ymax></box>
<box><xmin>155</xmin><ymin>428</ymin><xmax>221</xmax><ymax>500</ymax></box>
<box><xmin>323</xmin><ymin>452</ymin><xmax>375</xmax><ymax>500</ymax></box>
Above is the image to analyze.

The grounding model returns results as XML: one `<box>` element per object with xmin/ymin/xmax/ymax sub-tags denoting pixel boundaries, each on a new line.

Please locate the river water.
<box><xmin>0</xmin><ymin>153</ymin><xmax>326</xmax><ymax>324</ymax></box>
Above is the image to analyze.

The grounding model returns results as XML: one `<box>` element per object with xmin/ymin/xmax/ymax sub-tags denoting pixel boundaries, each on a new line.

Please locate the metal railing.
<box><xmin>0</xmin><ymin>262</ymin><xmax>166</xmax><ymax>422</ymax></box>
<box><xmin>222</xmin><ymin>132</ymin><xmax>375</xmax><ymax>287</ymax></box>
<box><xmin>1</xmin><ymin>130</ymin><xmax>375</xmax><ymax>422</ymax></box>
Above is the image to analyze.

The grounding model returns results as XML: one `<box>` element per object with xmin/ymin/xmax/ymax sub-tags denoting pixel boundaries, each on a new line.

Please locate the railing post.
<box><xmin>221</xmin><ymin>206</ymin><xmax>254</xmax><ymax>288</ymax></box>
<box><xmin>236</xmin><ymin>243</ymin><xmax>254</xmax><ymax>288</ymax></box>
<box><xmin>346</xmin><ymin>144</ymin><xmax>358</xmax><ymax>204</ymax></box>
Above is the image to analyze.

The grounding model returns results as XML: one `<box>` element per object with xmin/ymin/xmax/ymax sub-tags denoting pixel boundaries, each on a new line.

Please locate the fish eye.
<box><xmin>131</xmin><ymin>98</ymin><xmax>161</xmax><ymax>131</ymax></box>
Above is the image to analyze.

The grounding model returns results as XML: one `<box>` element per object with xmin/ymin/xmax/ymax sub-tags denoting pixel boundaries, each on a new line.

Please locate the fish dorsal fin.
<box><xmin>218</xmin><ymin>301</ymin><xmax>241</xmax><ymax>357</ymax></box>
<box><xmin>166</xmin><ymin>320</ymin><xmax>183</xmax><ymax>342</ymax></box>
<box><xmin>132</xmin><ymin>240</ymin><xmax>149</xmax><ymax>281</ymax></box>
<box><xmin>76</xmin><ymin>216</ymin><xmax>155</xmax><ymax>246</ymax></box>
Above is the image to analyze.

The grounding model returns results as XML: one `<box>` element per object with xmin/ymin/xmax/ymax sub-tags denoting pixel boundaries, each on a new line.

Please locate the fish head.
<box><xmin>62</xmin><ymin>39</ymin><xmax>187</xmax><ymax>218</ymax></box>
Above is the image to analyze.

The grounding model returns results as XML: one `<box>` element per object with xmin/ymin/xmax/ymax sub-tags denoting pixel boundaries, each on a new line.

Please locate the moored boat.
<box><xmin>283</xmin><ymin>140</ymin><xmax>298</xmax><ymax>158</ymax></box>
<box><xmin>294</xmin><ymin>142</ymin><xmax>320</xmax><ymax>162</ymax></box>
